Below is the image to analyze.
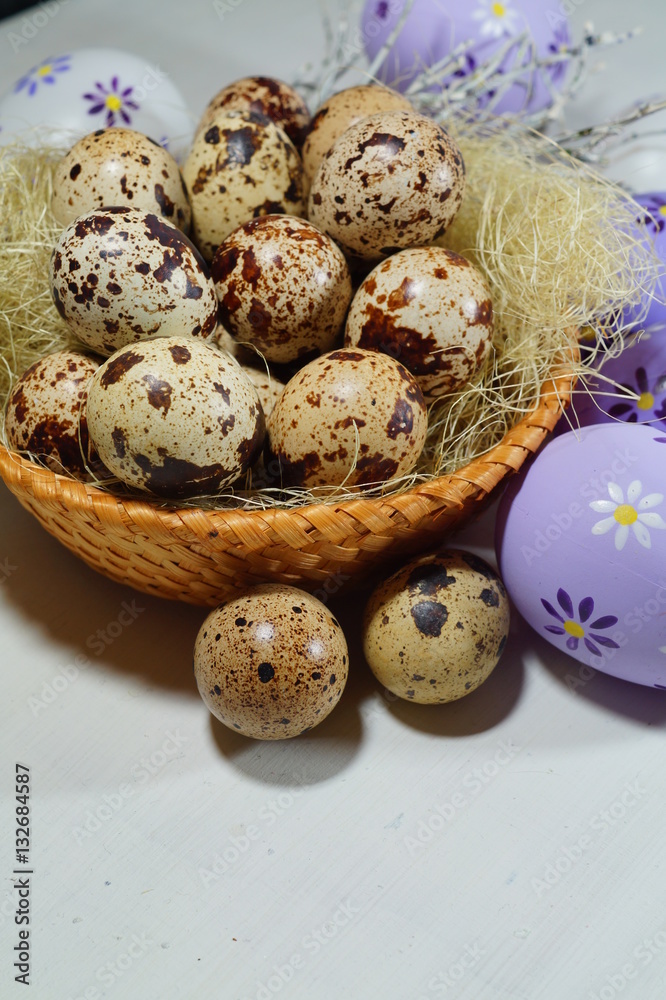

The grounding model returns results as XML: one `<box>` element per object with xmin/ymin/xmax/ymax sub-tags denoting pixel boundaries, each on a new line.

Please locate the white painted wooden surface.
<box><xmin>2</xmin><ymin>2</ymin><xmax>666</xmax><ymax>998</ymax></box>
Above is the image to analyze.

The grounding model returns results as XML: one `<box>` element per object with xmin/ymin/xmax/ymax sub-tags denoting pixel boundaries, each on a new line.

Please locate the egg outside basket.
<box><xmin>0</xmin><ymin>362</ymin><xmax>574</xmax><ymax>607</ymax></box>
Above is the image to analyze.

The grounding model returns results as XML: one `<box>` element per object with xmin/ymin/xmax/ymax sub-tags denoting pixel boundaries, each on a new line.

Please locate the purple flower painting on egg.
<box><xmin>637</xmin><ymin>193</ymin><xmax>666</xmax><ymax>235</ymax></box>
<box><xmin>495</xmin><ymin>423</ymin><xmax>666</xmax><ymax>687</ymax></box>
<box><xmin>84</xmin><ymin>76</ymin><xmax>140</xmax><ymax>127</ymax></box>
<box><xmin>472</xmin><ymin>0</ymin><xmax>521</xmax><ymax>39</ymax></box>
<box><xmin>541</xmin><ymin>590</ymin><xmax>619</xmax><ymax>657</ymax></box>
<box><xmin>606</xmin><ymin>365</ymin><xmax>666</xmax><ymax>425</ymax></box>
<box><xmin>14</xmin><ymin>55</ymin><xmax>71</xmax><ymax>97</ymax></box>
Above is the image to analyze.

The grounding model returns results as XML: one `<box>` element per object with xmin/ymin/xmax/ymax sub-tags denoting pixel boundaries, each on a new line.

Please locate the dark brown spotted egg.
<box><xmin>51</xmin><ymin>128</ymin><xmax>191</xmax><ymax>233</ymax></box>
<box><xmin>4</xmin><ymin>351</ymin><xmax>99</xmax><ymax>478</ymax></box>
<box><xmin>308</xmin><ymin>110</ymin><xmax>466</xmax><ymax>265</ymax></box>
<box><xmin>211</xmin><ymin>215</ymin><xmax>352</xmax><ymax>364</ymax></box>
<box><xmin>197</xmin><ymin>76</ymin><xmax>310</xmax><ymax>149</ymax></box>
<box><xmin>194</xmin><ymin>583</ymin><xmax>349</xmax><ymax>740</ymax></box>
<box><xmin>345</xmin><ymin>247</ymin><xmax>494</xmax><ymax>399</ymax></box>
<box><xmin>86</xmin><ymin>336</ymin><xmax>265</xmax><ymax>497</ymax></box>
<box><xmin>182</xmin><ymin>110</ymin><xmax>306</xmax><ymax>263</ymax></box>
<box><xmin>363</xmin><ymin>550</ymin><xmax>510</xmax><ymax>704</ymax></box>
<box><xmin>50</xmin><ymin>207</ymin><xmax>218</xmax><ymax>357</ymax></box>
<box><xmin>266</xmin><ymin>347</ymin><xmax>428</xmax><ymax>489</ymax></box>
<box><xmin>301</xmin><ymin>84</ymin><xmax>413</xmax><ymax>183</ymax></box>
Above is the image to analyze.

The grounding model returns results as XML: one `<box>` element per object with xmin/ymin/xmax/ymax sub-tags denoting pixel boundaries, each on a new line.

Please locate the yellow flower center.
<box><xmin>614</xmin><ymin>504</ymin><xmax>638</xmax><ymax>526</ymax></box>
<box><xmin>492</xmin><ymin>2</ymin><xmax>506</xmax><ymax>15</ymax></box>
<box><xmin>637</xmin><ymin>391</ymin><xmax>655</xmax><ymax>411</ymax></box>
<box><xmin>564</xmin><ymin>620</ymin><xmax>584</xmax><ymax>639</ymax></box>
<box><xmin>37</xmin><ymin>64</ymin><xmax>52</xmax><ymax>77</ymax></box>
<box><xmin>105</xmin><ymin>94</ymin><xmax>122</xmax><ymax>112</ymax></box>
<box><xmin>659</xmin><ymin>205</ymin><xmax>666</xmax><ymax>217</ymax></box>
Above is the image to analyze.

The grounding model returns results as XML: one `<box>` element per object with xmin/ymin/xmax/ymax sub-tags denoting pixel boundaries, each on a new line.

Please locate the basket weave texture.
<box><xmin>0</xmin><ymin>368</ymin><xmax>572</xmax><ymax>606</ymax></box>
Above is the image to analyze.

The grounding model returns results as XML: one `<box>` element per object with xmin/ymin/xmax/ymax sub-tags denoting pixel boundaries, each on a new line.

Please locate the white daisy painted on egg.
<box><xmin>590</xmin><ymin>481</ymin><xmax>666</xmax><ymax>550</ymax></box>
<box><xmin>472</xmin><ymin>0</ymin><xmax>521</xmax><ymax>39</ymax></box>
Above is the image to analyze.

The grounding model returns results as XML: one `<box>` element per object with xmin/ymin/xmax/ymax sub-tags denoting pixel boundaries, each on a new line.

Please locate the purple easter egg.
<box><xmin>361</xmin><ymin>0</ymin><xmax>570</xmax><ymax>115</ymax></box>
<box><xmin>557</xmin><ymin>330</ymin><xmax>666</xmax><ymax>434</ymax></box>
<box><xmin>623</xmin><ymin>192</ymin><xmax>666</xmax><ymax>331</ymax></box>
<box><xmin>495</xmin><ymin>423</ymin><xmax>666</xmax><ymax>688</ymax></box>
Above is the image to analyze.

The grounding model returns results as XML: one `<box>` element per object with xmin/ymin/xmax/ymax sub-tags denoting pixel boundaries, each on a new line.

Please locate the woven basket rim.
<box><xmin>0</xmin><ymin>362</ymin><xmax>576</xmax><ymax>533</ymax></box>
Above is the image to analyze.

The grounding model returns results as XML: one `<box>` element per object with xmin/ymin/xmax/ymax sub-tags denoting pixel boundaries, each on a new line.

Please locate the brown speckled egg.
<box><xmin>308</xmin><ymin>110</ymin><xmax>465</xmax><ymax>265</ymax></box>
<box><xmin>86</xmin><ymin>336</ymin><xmax>265</xmax><ymax>497</ymax></box>
<box><xmin>4</xmin><ymin>351</ymin><xmax>99</xmax><ymax>478</ymax></box>
<box><xmin>345</xmin><ymin>247</ymin><xmax>494</xmax><ymax>399</ymax></box>
<box><xmin>50</xmin><ymin>207</ymin><xmax>218</xmax><ymax>357</ymax></box>
<box><xmin>266</xmin><ymin>347</ymin><xmax>428</xmax><ymax>489</ymax></box>
<box><xmin>302</xmin><ymin>85</ymin><xmax>413</xmax><ymax>182</ymax></box>
<box><xmin>183</xmin><ymin>110</ymin><xmax>306</xmax><ymax>263</ymax></box>
<box><xmin>194</xmin><ymin>584</ymin><xmax>349</xmax><ymax>740</ymax></box>
<box><xmin>197</xmin><ymin>76</ymin><xmax>311</xmax><ymax>149</ymax></box>
<box><xmin>211</xmin><ymin>215</ymin><xmax>352</xmax><ymax>363</ymax></box>
<box><xmin>363</xmin><ymin>550</ymin><xmax>510</xmax><ymax>704</ymax></box>
<box><xmin>51</xmin><ymin>128</ymin><xmax>191</xmax><ymax>232</ymax></box>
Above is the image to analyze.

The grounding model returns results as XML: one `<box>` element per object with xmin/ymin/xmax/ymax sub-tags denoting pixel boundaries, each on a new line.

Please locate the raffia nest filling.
<box><xmin>0</xmin><ymin>118</ymin><xmax>657</xmax><ymax>604</ymax></box>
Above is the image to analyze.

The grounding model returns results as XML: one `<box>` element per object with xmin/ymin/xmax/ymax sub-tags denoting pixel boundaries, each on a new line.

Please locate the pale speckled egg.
<box><xmin>182</xmin><ymin>110</ymin><xmax>306</xmax><ymax>263</ymax></box>
<box><xmin>194</xmin><ymin>583</ymin><xmax>349</xmax><ymax>740</ymax></box>
<box><xmin>308</xmin><ymin>110</ymin><xmax>465</xmax><ymax>265</ymax></box>
<box><xmin>197</xmin><ymin>76</ymin><xmax>311</xmax><ymax>149</ymax></box>
<box><xmin>363</xmin><ymin>550</ymin><xmax>510</xmax><ymax>703</ymax></box>
<box><xmin>266</xmin><ymin>347</ymin><xmax>428</xmax><ymax>489</ymax></box>
<box><xmin>301</xmin><ymin>85</ymin><xmax>413</xmax><ymax>183</ymax></box>
<box><xmin>51</xmin><ymin>128</ymin><xmax>191</xmax><ymax>232</ymax></box>
<box><xmin>211</xmin><ymin>215</ymin><xmax>352</xmax><ymax>364</ymax></box>
<box><xmin>345</xmin><ymin>247</ymin><xmax>494</xmax><ymax>398</ymax></box>
<box><xmin>4</xmin><ymin>351</ymin><xmax>99</xmax><ymax>478</ymax></box>
<box><xmin>50</xmin><ymin>207</ymin><xmax>218</xmax><ymax>357</ymax></box>
<box><xmin>86</xmin><ymin>336</ymin><xmax>265</xmax><ymax>497</ymax></box>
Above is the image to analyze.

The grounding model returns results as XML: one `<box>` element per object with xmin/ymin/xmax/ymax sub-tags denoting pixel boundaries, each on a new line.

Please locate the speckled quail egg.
<box><xmin>194</xmin><ymin>583</ymin><xmax>349</xmax><ymax>739</ymax></box>
<box><xmin>266</xmin><ymin>347</ymin><xmax>428</xmax><ymax>489</ymax></box>
<box><xmin>308</xmin><ymin>110</ymin><xmax>465</xmax><ymax>265</ymax></box>
<box><xmin>4</xmin><ymin>350</ymin><xmax>100</xmax><ymax>478</ymax></box>
<box><xmin>345</xmin><ymin>247</ymin><xmax>494</xmax><ymax>399</ymax></box>
<box><xmin>302</xmin><ymin>85</ymin><xmax>413</xmax><ymax>183</ymax></box>
<box><xmin>363</xmin><ymin>550</ymin><xmax>510</xmax><ymax>703</ymax></box>
<box><xmin>211</xmin><ymin>214</ymin><xmax>352</xmax><ymax>363</ymax></box>
<box><xmin>86</xmin><ymin>336</ymin><xmax>265</xmax><ymax>497</ymax></box>
<box><xmin>50</xmin><ymin>207</ymin><xmax>218</xmax><ymax>357</ymax></box>
<box><xmin>183</xmin><ymin>110</ymin><xmax>306</xmax><ymax>262</ymax></box>
<box><xmin>51</xmin><ymin>127</ymin><xmax>191</xmax><ymax>232</ymax></box>
<box><xmin>197</xmin><ymin>76</ymin><xmax>311</xmax><ymax>149</ymax></box>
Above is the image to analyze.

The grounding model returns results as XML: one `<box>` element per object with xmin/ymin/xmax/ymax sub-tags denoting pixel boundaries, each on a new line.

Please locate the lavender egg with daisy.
<box><xmin>0</xmin><ymin>48</ymin><xmax>193</xmax><ymax>161</ymax></box>
<box><xmin>560</xmin><ymin>330</ymin><xmax>666</xmax><ymax>433</ymax></box>
<box><xmin>360</xmin><ymin>0</ymin><xmax>571</xmax><ymax>116</ymax></box>
<box><xmin>496</xmin><ymin>423</ymin><xmax>666</xmax><ymax>689</ymax></box>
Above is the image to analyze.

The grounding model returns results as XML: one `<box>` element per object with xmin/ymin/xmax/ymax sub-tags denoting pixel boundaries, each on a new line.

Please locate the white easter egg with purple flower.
<box><xmin>0</xmin><ymin>48</ymin><xmax>193</xmax><ymax>161</ymax></box>
<box><xmin>495</xmin><ymin>423</ymin><xmax>666</xmax><ymax>689</ymax></box>
<box><xmin>361</xmin><ymin>0</ymin><xmax>571</xmax><ymax>115</ymax></box>
<box><xmin>559</xmin><ymin>330</ymin><xmax>666</xmax><ymax>433</ymax></box>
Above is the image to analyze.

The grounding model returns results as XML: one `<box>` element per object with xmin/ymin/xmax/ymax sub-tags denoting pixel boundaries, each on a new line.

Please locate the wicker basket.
<box><xmin>0</xmin><ymin>365</ymin><xmax>573</xmax><ymax>606</ymax></box>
